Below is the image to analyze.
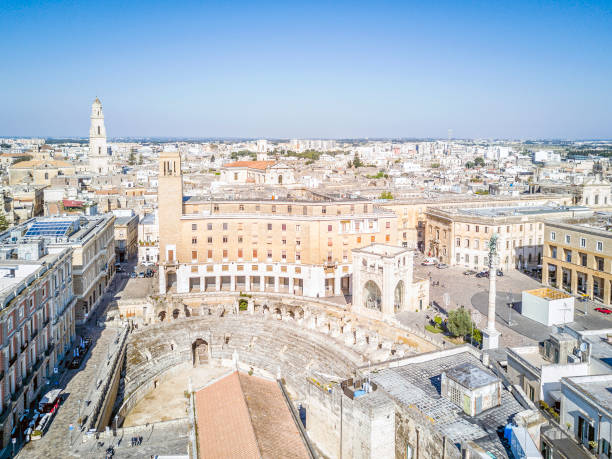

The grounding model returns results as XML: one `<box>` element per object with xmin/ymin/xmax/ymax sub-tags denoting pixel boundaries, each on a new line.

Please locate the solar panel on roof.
<box><xmin>24</xmin><ymin>221</ymin><xmax>75</xmax><ymax>238</ymax></box>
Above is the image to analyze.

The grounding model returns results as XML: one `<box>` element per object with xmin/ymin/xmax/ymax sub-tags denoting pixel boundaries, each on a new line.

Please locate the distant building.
<box><xmin>114</xmin><ymin>215</ymin><xmax>138</xmax><ymax>262</ymax></box>
<box><xmin>138</xmin><ymin>213</ymin><xmax>159</xmax><ymax>264</ymax></box>
<box><xmin>220</xmin><ymin>160</ymin><xmax>296</xmax><ymax>186</ymax></box>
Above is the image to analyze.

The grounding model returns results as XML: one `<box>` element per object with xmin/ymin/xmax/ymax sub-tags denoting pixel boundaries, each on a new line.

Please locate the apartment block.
<box><xmin>0</xmin><ymin>243</ymin><xmax>75</xmax><ymax>450</ymax></box>
<box><xmin>1</xmin><ymin>216</ymin><xmax>116</xmax><ymax>324</ymax></box>
<box><xmin>542</xmin><ymin>215</ymin><xmax>612</xmax><ymax>305</ymax></box>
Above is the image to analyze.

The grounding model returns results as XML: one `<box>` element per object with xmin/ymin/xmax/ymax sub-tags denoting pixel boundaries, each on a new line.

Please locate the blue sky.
<box><xmin>1</xmin><ymin>0</ymin><xmax>611</xmax><ymax>139</ymax></box>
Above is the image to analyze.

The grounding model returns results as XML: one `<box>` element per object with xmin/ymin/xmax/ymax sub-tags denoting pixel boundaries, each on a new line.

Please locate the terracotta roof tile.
<box><xmin>224</xmin><ymin>160</ymin><xmax>276</xmax><ymax>170</ymax></box>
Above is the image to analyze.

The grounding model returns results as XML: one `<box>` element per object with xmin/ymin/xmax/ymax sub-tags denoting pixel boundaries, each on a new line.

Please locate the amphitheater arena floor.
<box><xmin>122</xmin><ymin>365</ymin><xmax>231</xmax><ymax>426</ymax></box>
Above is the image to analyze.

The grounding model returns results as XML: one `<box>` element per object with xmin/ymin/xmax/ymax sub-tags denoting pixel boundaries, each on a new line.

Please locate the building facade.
<box><xmin>2</xmin><ymin>216</ymin><xmax>116</xmax><ymax>324</ymax></box>
<box><xmin>542</xmin><ymin>217</ymin><xmax>612</xmax><ymax>305</ymax></box>
<box><xmin>137</xmin><ymin>213</ymin><xmax>159</xmax><ymax>264</ymax></box>
<box><xmin>424</xmin><ymin>203</ymin><xmax>583</xmax><ymax>272</ymax></box>
<box><xmin>158</xmin><ymin>151</ymin><xmax>398</xmax><ymax>297</ymax></box>
<box><xmin>0</xmin><ymin>244</ymin><xmax>75</xmax><ymax>451</ymax></box>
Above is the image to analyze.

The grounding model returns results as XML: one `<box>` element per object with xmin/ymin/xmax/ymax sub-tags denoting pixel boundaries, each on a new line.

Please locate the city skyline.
<box><xmin>1</xmin><ymin>1</ymin><xmax>612</xmax><ymax>139</ymax></box>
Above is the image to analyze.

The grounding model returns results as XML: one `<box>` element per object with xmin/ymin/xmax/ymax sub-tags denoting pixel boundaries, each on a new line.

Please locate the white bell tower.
<box><xmin>88</xmin><ymin>97</ymin><xmax>111</xmax><ymax>174</ymax></box>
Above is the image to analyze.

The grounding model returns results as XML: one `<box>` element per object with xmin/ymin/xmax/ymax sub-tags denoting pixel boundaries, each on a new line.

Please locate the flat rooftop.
<box><xmin>371</xmin><ymin>349</ymin><xmax>523</xmax><ymax>457</ymax></box>
<box><xmin>564</xmin><ymin>374</ymin><xmax>612</xmax><ymax>413</ymax></box>
<box><xmin>457</xmin><ymin>205</ymin><xmax>589</xmax><ymax>218</ymax></box>
<box><xmin>353</xmin><ymin>243</ymin><xmax>411</xmax><ymax>257</ymax></box>
<box><xmin>525</xmin><ymin>288</ymin><xmax>572</xmax><ymax>301</ymax></box>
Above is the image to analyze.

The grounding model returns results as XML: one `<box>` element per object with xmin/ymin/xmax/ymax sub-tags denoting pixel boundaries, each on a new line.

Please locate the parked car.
<box><xmin>138</xmin><ymin>271</ymin><xmax>145</xmax><ymax>278</ymax></box>
<box><xmin>68</xmin><ymin>357</ymin><xmax>82</xmax><ymax>369</ymax></box>
<box><xmin>436</xmin><ymin>263</ymin><xmax>449</xmax><ymax>269</ymax></box>
<box><xmin>595</xmin><ymin>307</ymin><xmax>612</xmax><ymax>315</ymax></box>
<box><xmin>141</xmin><ymin>261</ymin><xmax>154</xmax><ymax>267</ymax></box>
<box><xmin>421</xmin><ymin>257</ymin><xmax>438</xmax><ymax>266</ymax></box>
<box><xmin>129</xmin><ymin>272</ymin><xmax>137</xmax><ymax>278</ymax></box>
<box><xmin>145</xmin><ymin>269</ymin><xmax>154</xmax><ymax>277</ymax></box>
<box><xmin>475</xmin><ymin>271</ymin><xmax>489</xmax><ymax>278</ymax></box>
<box><xmin>496</xmin><ymin>269</ymin><xmax>504</xmax><ymax>277</ymax></box>
<box><xmin>463</xmin><ymin>270</ymin><xmax>477</xmax><ymax>275</ymax></box>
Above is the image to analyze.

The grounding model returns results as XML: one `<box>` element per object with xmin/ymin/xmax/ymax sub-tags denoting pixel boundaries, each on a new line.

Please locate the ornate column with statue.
<box><xmin>483</xmin><ymin>233</ymin><xmax>501</xmax><ymax>350</ymax></box>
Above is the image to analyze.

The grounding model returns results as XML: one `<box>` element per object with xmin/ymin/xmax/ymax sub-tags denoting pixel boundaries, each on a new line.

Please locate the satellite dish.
<box><xmin>580</xmin><ymin>342</ymin><xmax>588</xmax><ymax>352</ymax></box>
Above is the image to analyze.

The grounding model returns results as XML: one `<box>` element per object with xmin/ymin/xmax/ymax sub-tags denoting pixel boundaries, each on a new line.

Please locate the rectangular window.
<box><xmin>303</xmin><ymin>206</ymin><xmax>307</xmax><ymax>215</ymax></box>
<box><xmin>596</xmin><ymin>241</ymin><xmax>603</xmax><ymax>252</ymax></box>
<box><xmin>222</xmin><ymin>236</ymin><xmax>228</xmax><ymax>243</ymax></box>
<box><xmin>565</xmin><ymin>234</ymin><xmax>571</xmax><ymax>244</ymax></box>
<box><xmin>343</xmin><ymin>251</ymin><xmax>348</xmax><ymax>262</ymax></box>
<box><xmin>565</xmin><ymin>249</ymin><xmax>572</xmax><ymax>263</ymax></box>
<box><xmin>357</xmin><ymin>236</ymin><xmax>361</xmax><ymax>243</ymax></box>
<box><xmin>456</xmin><ymin>238</ymin><xmax>461</xmax><ymax>247</ymax></box>
<box><xmin>322</xmin><ymin>206</ymin><xmax>326</xmax><ymax>214</ymax></box>
<box><xmin>282</xmin><ymin>239</ymin><xmax>286</xmax><ymax>245</ymax></box>
<box><xmin>239</xmin><ymin>204</ymin><xmax>244</xmax><ymax>211</ymax></box>
<box><xmin>596</xmin><ymin>257</ymin><xmax>604</xmax><ymax>271</ymax></box>
<box><xmin>550</xmin><ymin>246</ymin><xmax>557</xmax><ymax>258</ymax></box>
<box><xmin>253</xmin><ymin>249</ymin><xmax>258</xmax><ymax>259</ymax></box>
<box><xmin>191</xmin><ymin>251</ymin><xmax>198</xmax><ymax>261</ymax></box>
<box><xmin>550</xmin><ymin>231</ymin><xmax>556</xmax><ymax>241</ymax></box>
<box><xmin>475</xmin><ymin>226</ymin><xmax>479</xmax><ymax>232</ymax></box>
<box><xmin>238</xmin><ymin>249</ymin><xmax>243</xmax><ymax>259</ymax></box>
<box><xmin>223</xmin><ymin>223</ymin><xmax>228</xmax><ymax>230</ymax></box>
<box><xmin>282</xmin><ymin>224</ymin><xmax>287</xmax><ymax>231</ymax></box>
<box><xmin>207</xmin><ymin>237</ymin><xmax>213</xmax><ymax>244</ymax></box>
<box><xmin>207</xmin><ymin>223</ymin><xmax>213</xmax><ymax>230</ymax></box>
<box><xmin>296</xmin><ymin>224</ymin><xmax>301</xmax><ymax>232</ymax></box>
<box><xmin>287</xmin><ymin>205</ymin><xmax>292</xmax><ymax>214</ymax></box>
<box><xmin>386</xmin><ymin>221</ymin><xmax>390</xmax><ymax>229</ymax></box>
<box><xmin>296</xmin><ymin>253</ymin><xmax>301</xmax><ymax>261</ymax></box>
<box><xmin>192</xmin><ymin>237</ymin><xmax>197</xmax><ymax>244</ymax></box>
<box><xmin>580</xmin><ymin>253</ymin><xmax>587</xmax><ymax>267</ymax></box>
<box><xmin>580</xmin><ymin>238</ymin><xmax>586</xmax><ymax>248</ymax></box>
<box><xmin>222</xmin><ymin>249</ymin><xmax>228</xmax><ymax>259</ymax></box>
<box><xmin>328</xmin><ymin>238</ymin><xmax>332</xmax><ymax>246</ymax></box>
<box><xmin>267</xmin><ymin>250</ymin><xmax>272</xmax><ymax>259</ymax></box>
<box><xmin>267</xmin><ymin>224</ymin><xmax>272</xmax><ymax>231</ymax></box>
<box><xmin>385</xmin><ymin>234</ymin><xmax>390</xmax><ymax>242</ymax></box>
<box><xmin>328</xmin><ymin>224</ymin><xmax>332</xmax><ymax>232</ymax></box>
<box><xmin>484</xmin><ymin>226</ymin><xmax>488</xmax><ymax>233</ymax></box>
<box><xmin>207</xmin><ymin>250</ymin><xmax>212</xmax><ymax>259</ymax></box>
<box><xmin>192</xmin><ymin>224</ymin><xmax>197</xmax><ymax>231</ymax></box>
<box><xmin>272</xmin><ymin>205</ymin><xmax>276</xmax><ymax>213</ymax></box>
<box><xmin>213</xmin><ymin>204</ymin><xmax>219</xmax><ymax>212</ymax></box>
<box><xmin>282</xmin><ymin>250</ymin><xmax>286</xmax><ymax>260</ymax></box>
<box><xmin>238</xmin><ymin>236</ymin><xmax>243</xmax><ymax>243</ymax></box>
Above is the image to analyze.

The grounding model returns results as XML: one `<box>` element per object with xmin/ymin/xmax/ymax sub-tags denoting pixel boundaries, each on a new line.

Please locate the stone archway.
<box><xmin>394</xmin><ymin>280</ymin><xmax>405</xmax><ymax>312</ymax></box>
<box><xmin>363</xmin><ymin>280</ymin><xmax>382</xmax><ymax>311</ymax></box>
<box><xmin>192</xmin><ymin>338</ymin><xmax>208</xmax><ymax>366</ymax></box>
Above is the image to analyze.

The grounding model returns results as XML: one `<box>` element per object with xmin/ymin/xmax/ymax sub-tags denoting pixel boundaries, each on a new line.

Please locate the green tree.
<box><xmin>138</xmin><ymin>154</ymin><xmax>143</xmax><ymax>165</ymax></box>
<box><xmin>379</xmin><ymin>191</ymin><xmax>393</xmax><ymax>200</ymax></box>
<box><xmin>12</xmin><ymin>155</ymin><xmax>32</xmax><ymax>164</ymax></box>
<box><xmin>431</xmin><ymin>163</ymin><xmax>440</xmax><ymax>168</ymax></box>
<box><xmin>0</xmin><ymin>214</ymin><xmax>9</xmax><ymax>232</ymax></box>
<box><xmin>128</xmin><ymin>151</ymin><xmax>136</xmax><ymax>165</ymax></box>
<box><xmin>352</xmin><ymin>153</ymin><xmax>363</xmax><ymax>168</ymax></box>
<box><xmin>447</xmin><ymin>307</ymin><xmax>472</xmax><ymax>340</ymax></box>
<box><xmin>210</xmin><ymin>155</ymin><xmax>216</xmax><ymax>163</ymax></box>
<box><xmin>465</xmin><ymin>161</ymin><xmax>475</xmax><ymax>169</ymax></box>
<box><xmin>471</xmin><ymin>328</ymin><xmax>482</xmax><ymax>345</ymax></box>
<box><xmin>474</xmin><ymin>156</ymin><xmax>485</xmax><ymax>167</ymax></box>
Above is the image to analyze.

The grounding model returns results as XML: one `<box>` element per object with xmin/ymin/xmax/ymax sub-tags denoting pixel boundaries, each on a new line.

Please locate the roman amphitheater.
<box><xmin>109</xmin><ymin>289</ymin><xmax>440</xmax><ymax>458</ymax></box>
